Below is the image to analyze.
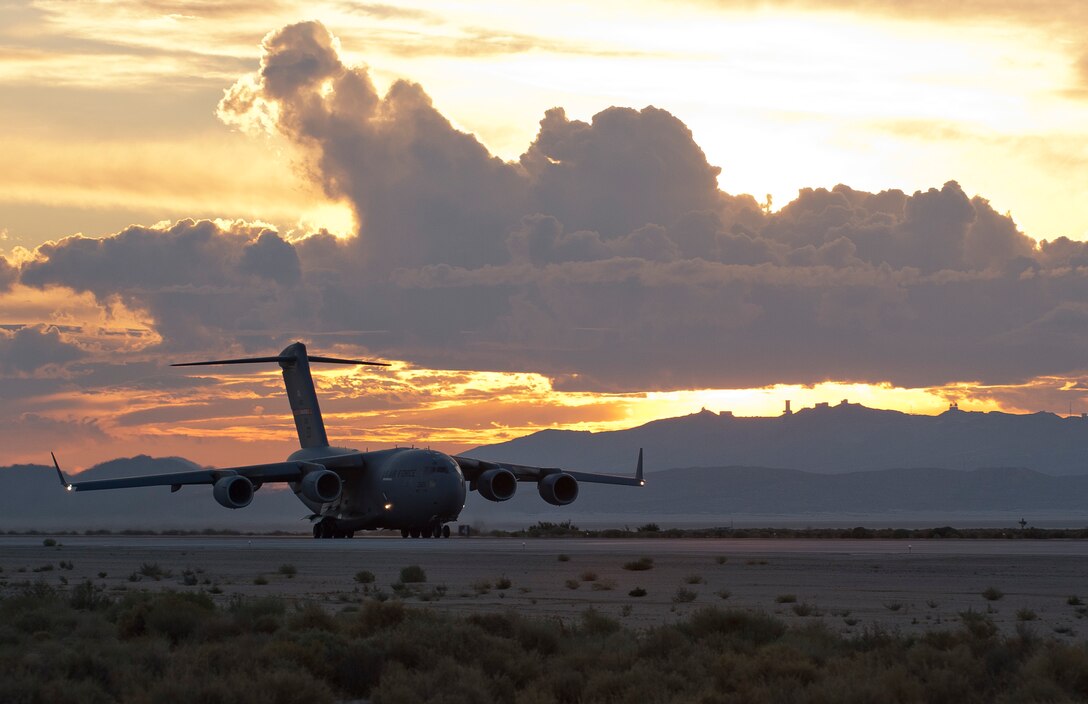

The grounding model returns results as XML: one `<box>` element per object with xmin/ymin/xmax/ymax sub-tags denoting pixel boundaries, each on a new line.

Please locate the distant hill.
<box><xmin>453</xmin><ymin>464</ymin><xmax>1088</xmax><ymax>529</ymax></box>
<box><xmin>466</xmin><ymin>404</ymin><xmax>1088</xmax><ymax>475</ymax></box>
<box><xmin>0</xmin><ymin>457</ymin><xmax>305</xmax><ymax>531</ymax></box>
<box><xmin>3</xmin><ymin>454</ymin><xmax>1086</xmax><ymax>531</ymax></box>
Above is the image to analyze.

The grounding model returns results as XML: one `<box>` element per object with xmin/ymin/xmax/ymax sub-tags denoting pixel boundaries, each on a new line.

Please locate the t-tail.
<box><xmin>172</xmin><ymin>342</ymin><xmax>388</xmax><ymax>449</ymax></box>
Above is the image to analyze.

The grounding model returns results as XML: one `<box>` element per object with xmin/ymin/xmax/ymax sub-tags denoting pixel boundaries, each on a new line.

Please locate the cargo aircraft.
<box><xmin>51</xmin><ymin>343</ymin><xmax>643</xmax><ymax>538</ymax></box>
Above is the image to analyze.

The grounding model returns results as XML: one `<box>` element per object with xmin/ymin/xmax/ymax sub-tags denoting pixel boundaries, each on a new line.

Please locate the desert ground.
<box><xmin>2</xmin><ymin>535</ymin><xmax>1086</xmax><ymax>637</ymax></box>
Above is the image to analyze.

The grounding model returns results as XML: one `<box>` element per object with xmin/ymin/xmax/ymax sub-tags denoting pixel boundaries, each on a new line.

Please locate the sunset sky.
<box><xmin>3</xmin><ymin>0</ymin><xmax>1088</xmax><ymax>470</ymax></box>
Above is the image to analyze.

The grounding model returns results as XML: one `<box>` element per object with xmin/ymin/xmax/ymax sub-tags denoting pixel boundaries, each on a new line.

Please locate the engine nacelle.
<box><xmin>213</xmin><ymin>475</ymin><xmax>253</xmax><ymax>509</ymax></box>
<box><xmin>477</xmin><ymin>468</ymin><xmax>517</xmax><ymax>502</ymax></box>
<box><xmin>538</xmin><ymin>473</ymin><xmax>578</xmax><ymax>506</ymax></box>
<box><xmin>300</xmin><ymin>469</ymin><xmax>342</xmax><ymax>504</ymax></box>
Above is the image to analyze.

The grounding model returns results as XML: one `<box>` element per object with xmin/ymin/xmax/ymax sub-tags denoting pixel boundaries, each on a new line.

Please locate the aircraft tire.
<box><xmin>401</xmin><ymin>528</ymin><xmax>409</xmax><ymax>539</ymax></box>
<box><xmin>410</xmin><ymin>527</ymin><xmax>420</xmax><ymax>538</ymax></box>
<box><xmin>313</xmin><ymin>524</ymin><xmax>321</xmax><ymax>539</ymax></box>
<box><xmin>348</xmin><ymin>531</ymin><xmax>355</xmax><ymax>539</ymax></box>
<box><xmin>442</xmin><ymin>525</ymin><xmax>451</xmax><ymax>538</ymax></box>
<box><xmin>422</xmin><ymin>525</ymin><xmax>433</xmax><ymax>539</ymax></box>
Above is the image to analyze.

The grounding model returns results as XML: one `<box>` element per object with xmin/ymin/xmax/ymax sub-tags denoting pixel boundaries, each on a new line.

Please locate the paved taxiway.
<box><xmin>2</xmin><ymin>536</ymin><xmax>1086</xmax><ymax>636</ymax></box>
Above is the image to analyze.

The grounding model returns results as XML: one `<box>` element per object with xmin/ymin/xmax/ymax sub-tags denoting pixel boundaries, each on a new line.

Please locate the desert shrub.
<box><xmin>253</xmin><ymin>575</ymin><xmax>268</xmax><ymax>585</ymax></box>
<box><xmin>629</xmin><ymin>587</ymin><xmax>647</xmax><ymax>597</ymax></box>
<box><xmin>495</xmin><ymin>576</ymin><xmax>512</xmax><ymax>590</ymax></box>
<box><xmin>467</xmin><ymin>611</ymin><xmax>517</xmax><ymax>639</ymax></box>
<box><xmin>982</xmin><ymin>587</ymin><xmax>1004</xmax><ymax>601</ymax></box>
<box><xmin>579</xmin><ymin>571</ymin><xmax>598</xmax><ymax>582</ymax></box>
<box><xmin>1016</xmin><ymin>609</ymin><xmax>1038</xmax><ymax>621</ymax></box>
<box><xmin>622</xmin><ymin>557</ymin><xmax>654</xmax><ymax>571</ymax></box>
<box><xmin>564</xmin><ymin>579</ymin><xmax>580</xmax><ymax>590</ymax></box>
<box><xmin>42</xmin><ymin>538</ymin><xmax>57</xmax><ymax>547</ymax></box>
<box><xmin>69</xmin><ymin>579</ymin><xmax>110</xmax><ymax>611</ymax></box>
<box><xmin>373</xmin><ymin>658</ymin><xmax>493</xmax><ymax>704</ymax></box>
<box><xmin>278</xmin><ymin>564</ymin><xmax>297</xmax><ymax>578</ymax></box>
<box><xmin>684</xmin><ymin>574</ymin><xmax>704</xmax><ymax>585</ymax></box>
<box><xmin>229</xmin><ymin>596</ymin><xmax>286</xmax><ymax>634</ymax></box>
<box><xmin>287</xmin><ymin>603</ymin><xmax>338</xmax><ymax>633</ymax></box>
<box><xmin>775</xmin><ymin>594</ymin><xmax>797</xmax><ymax>604</ymax></box>
<box><xmin>472</xmin><ymin>579</ymin><xmax>492</xmax><ymax>594</ymax></box>
<box><xmin>1067</xmin><ymin>595</ymin><xmax>1083</xmax><ymax>606</ymax></box>
<box><xmin>557</xmin><ymin>554</ymin><xmax>570</xmax><ymax>562</ymax></box>
<box><xmin>715</xmin><ymin>556</ymin><xmax>727</xmax><ymax>565</ymax></box>
<box><xmin>138</xmin><ymin>563</ymin><xmax>169</xmax><ymax>581</ymax></box>
<box><xmin>958</xmin><ymin>609</ymin><xmax>999</xmax><ymax>640</ymax></box>
<box><xmin>354</xmin><ymin>570</ymin><xmax>375</xmax><ymax>584</ymax></box>
<box><xmin>580</xmin><ymin>608</ymin><xmax>621</xmax><ymax>636</ymax></box>
<box><xmin>673</xmin><ymin>588</ymin><xmax>697</xmax><ymax>604</ymax></box>
<box><xmin>716</xmin><ymin>589</ymin><xmax>732</xmax><ymax>600</ymax></box>
<box><xmin>681</xmin><ymin>607</ymin><xmax>788</xmax><ymax>646</ymax></box>
<box><xmin>122</xmin><ymin>592</ymin><xmax>216</xmax><ymax>644</ymax></box>
<box><xmin>792</xmin><ymin>602</ymin><xmax>818</xmax><ymax>617</ymax></box>
<box><xmin>399</xmin><ymin>565</ymin><xmax>426</xmax><ymax>583</ymax></box>
<box><xmin>637</xmin><ymin>523</ymin><xmax>660</xmax><ymax>532</ymax></box>
<box><xmin>8</xmin><ymin>578</ymin><xmax>1088</xmax><ymax>703</ymax></box>
<box><xmin>349</xmin><ymin>600</ymin><xmax>406</xmax><ymax>636</ymax></box>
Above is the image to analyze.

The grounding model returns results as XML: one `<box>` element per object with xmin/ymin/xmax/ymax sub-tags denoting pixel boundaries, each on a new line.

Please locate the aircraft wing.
<box><xmin>51</xmin><ymin>452</ymin><xmax>364</xmax><ymax>492</ymax></box>
<box><xmin>453</xmin><ymin>449</ymin><xmax>645</xmax><ymax>487</ymax></box>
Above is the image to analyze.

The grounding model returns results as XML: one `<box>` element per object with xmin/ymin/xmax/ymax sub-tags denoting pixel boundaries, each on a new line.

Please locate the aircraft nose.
<box><xmin>445</xmin><ymin>471</ymin><xmax>467</xmax><ymax>511</ymax></box>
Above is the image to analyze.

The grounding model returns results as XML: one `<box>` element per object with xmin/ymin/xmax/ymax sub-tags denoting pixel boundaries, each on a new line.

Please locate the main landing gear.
<box><xmin>400</xmin><ymin>522</ymin><xmax>451</xmax><ymax>539</ymax></box>
<box><xmin>312</xmin><ymin>517</ymin><xmax>354</xmax><ymax>539</ymax></box>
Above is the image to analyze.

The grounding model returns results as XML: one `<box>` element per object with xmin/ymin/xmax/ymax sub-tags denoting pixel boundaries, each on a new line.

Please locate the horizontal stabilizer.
<box><xmin>172</xmin><ymin>354</ymin><xmax>388</xmax><ymax>367</ymax></box>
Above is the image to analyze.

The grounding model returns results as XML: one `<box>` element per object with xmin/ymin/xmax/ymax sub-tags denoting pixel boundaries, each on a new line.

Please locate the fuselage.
<box><xmin>287</xmin><ymin>446</ymin><xmax>466</xmax><ymax>531</ymax></box>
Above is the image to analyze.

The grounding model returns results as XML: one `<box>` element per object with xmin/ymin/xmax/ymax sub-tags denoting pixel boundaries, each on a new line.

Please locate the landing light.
<box><xmin>66</xmin><ymin>485</ymin><xmax>73</xmax><ymax>492</ymax></box>
<box><xmin>383</xmin><ymin>502</ymin><xmax>393</xmax><ymax>510</ymax></box>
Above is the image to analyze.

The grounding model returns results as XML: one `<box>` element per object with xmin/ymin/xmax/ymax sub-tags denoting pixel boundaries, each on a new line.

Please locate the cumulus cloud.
<box><xmin>0</xmin><ymin>325</ymin><xmax>87</xmax><ymax>375</ymax></box>
<box><xmin>0</xmin><ymin>254</ymin><xmax>15</xmax><ymax>291</ymax></box>
<box><xmin>15</xmin><ymin>21</ymin><xmax>1088</xmax><ymax>395</ymax></box>
<box><xmin>20</xmin><ymin>220</ymin><xmax>305</xmax><ymax>353</ymax></box>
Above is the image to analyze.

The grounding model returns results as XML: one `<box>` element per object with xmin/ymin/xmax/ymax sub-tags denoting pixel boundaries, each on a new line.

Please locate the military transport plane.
<box><xmin>51</xmin><ymin>342</ymin><xmax>643</xmax><ymax>539</ymax></box>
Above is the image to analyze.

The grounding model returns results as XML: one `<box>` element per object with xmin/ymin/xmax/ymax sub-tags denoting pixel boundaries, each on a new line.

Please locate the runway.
<box><xmin>2</xmin><ymin>536</ymin><xmax>1086</xmax><ymax>636</ymax></box>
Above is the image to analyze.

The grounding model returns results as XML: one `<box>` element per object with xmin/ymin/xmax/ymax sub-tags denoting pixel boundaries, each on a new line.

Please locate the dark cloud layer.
<box><xmin>14</xmin><ymin>21</ymin><xmax>1088</xmax><ymax>394</ymax></box>
<box><xmin>0</xmin><ymin>325</ymin><xmax>87</xmax><ymax>375</ymax></box>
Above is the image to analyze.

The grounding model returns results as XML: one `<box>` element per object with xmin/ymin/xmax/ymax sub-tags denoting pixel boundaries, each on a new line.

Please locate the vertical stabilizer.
<box><xmin>278</xmin><ymin>342</ymin><xmax>329</xmax><ymax>449</ymax></box>
<box><xmin>171</xmin><ymin>343</ymin><xmax>388</xmax><ymax>451</ymax></box>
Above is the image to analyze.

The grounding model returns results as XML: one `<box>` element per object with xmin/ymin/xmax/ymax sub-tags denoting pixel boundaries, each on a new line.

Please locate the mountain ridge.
<box><xmin>466</xmin><ymin>403</ymin><xmax>1088</xmax><ymax>475</ymax></box>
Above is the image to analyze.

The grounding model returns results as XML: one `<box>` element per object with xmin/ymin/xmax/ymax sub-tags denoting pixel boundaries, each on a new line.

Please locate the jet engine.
<box><xmin>300</xmin><ymin>469</ymin><xmax>342</xmax><ymax>504</ymax></box>
<box><xmin>213</xmin><ymin>475</ymin><xmax>254</xmax><ymax>509</ymax></box>
<box><xmin>477</xmin><ymin>468</ymin><xmax>517</xmax><ymax>502</ymax></box>
<box><xmin>538</xmin><ymin>473</ymin><xmax>578</xmax><ymax>506</ymax></box>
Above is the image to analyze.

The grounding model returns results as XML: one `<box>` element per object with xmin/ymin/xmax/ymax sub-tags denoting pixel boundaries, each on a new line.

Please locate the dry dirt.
<box><xmin>3</xmin><ymin>535</ymin><xmax>1086</xmax><ymax>637</ymax></box>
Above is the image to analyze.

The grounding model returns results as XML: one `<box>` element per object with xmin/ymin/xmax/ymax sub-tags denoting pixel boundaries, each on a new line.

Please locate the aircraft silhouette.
<box><xmin>52</xmin><ymin>342</ymin><xmax>643</xmax><ymax>538</ymax></box>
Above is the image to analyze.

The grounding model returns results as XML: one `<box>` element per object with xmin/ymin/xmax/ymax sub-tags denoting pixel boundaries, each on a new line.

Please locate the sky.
<box><xmin>2</xmin><ymin>0</ymin><xmax>1088</xmax><ymax>470</ymax></box>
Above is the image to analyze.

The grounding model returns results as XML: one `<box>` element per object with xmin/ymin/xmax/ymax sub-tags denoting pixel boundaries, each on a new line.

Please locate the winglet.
<box><xmin>51</xmin><ymin>452</ymin><xmax>74</xmax><ymax>492</ymax></box>
<box><xmin>636</xmin><ymin>448</ymin><xmax>645</xmax><ymax>486</ymax></box>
